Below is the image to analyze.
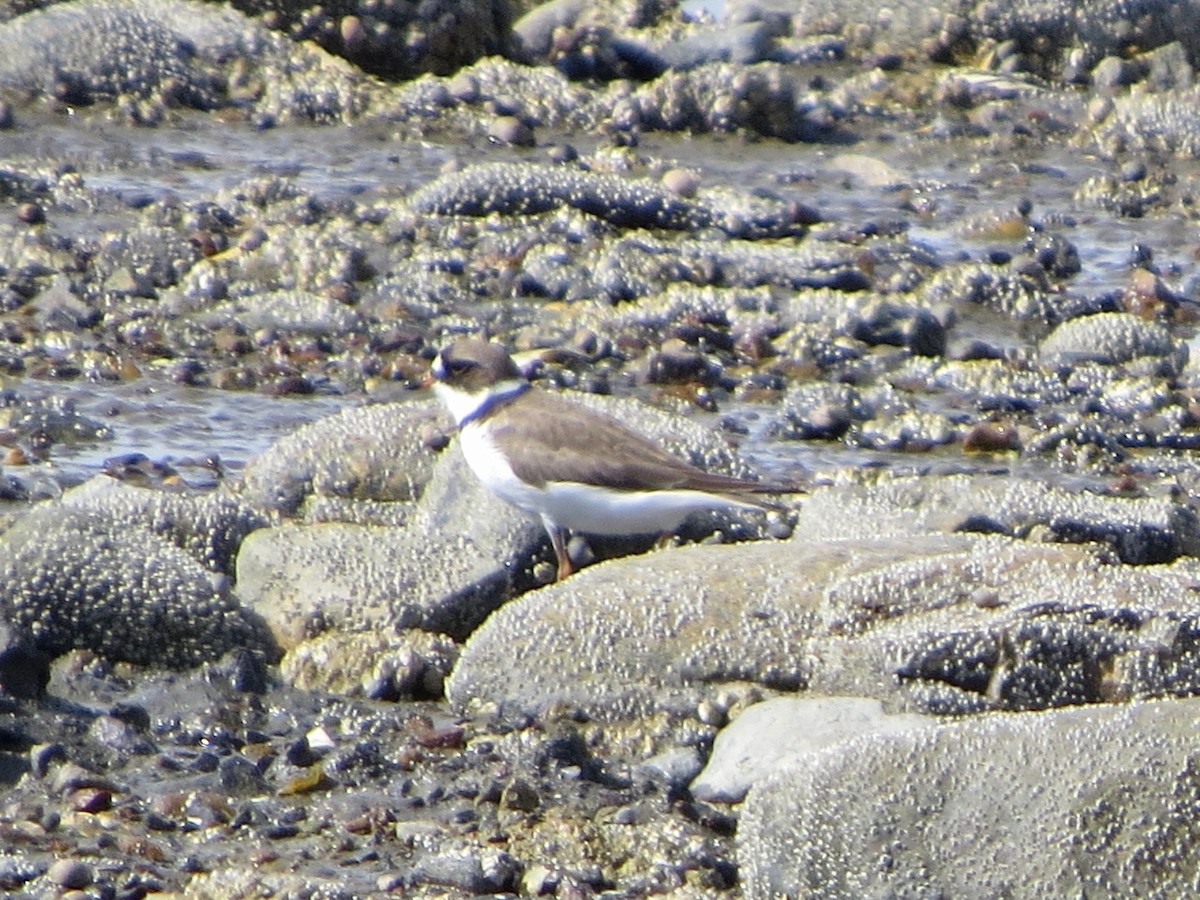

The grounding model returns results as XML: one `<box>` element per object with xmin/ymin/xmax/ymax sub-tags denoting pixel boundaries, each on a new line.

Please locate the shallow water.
<box><xmin>5</xmin><ymin>108</ymin><xmax>1200</xmax><ymax>491</ymax></box>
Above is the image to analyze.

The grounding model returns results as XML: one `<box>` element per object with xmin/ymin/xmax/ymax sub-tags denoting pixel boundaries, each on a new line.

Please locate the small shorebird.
<box><xmin>429</xmin><ymin>338</ymin><xmax>794</xmax><ymax>580</ymax></box>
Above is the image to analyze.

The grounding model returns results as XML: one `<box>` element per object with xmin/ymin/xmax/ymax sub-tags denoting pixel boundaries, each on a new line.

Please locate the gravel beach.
<box><xmin>5</xmin><ymin>0</ymin><xmax>1200</xmax><ymax>896</ymax></box>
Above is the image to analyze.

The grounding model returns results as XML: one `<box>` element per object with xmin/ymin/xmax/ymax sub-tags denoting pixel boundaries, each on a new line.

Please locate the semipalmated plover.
<box><xmin>430</xmin><ymin>339</ymin><xmax>794</xmax><ymax>580</ymax></box>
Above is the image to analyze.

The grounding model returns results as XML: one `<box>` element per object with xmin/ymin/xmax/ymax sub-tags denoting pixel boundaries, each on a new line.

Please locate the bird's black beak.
<box><xmin>422</xmin><ymin>354</ymin><xmax>446</xmax><ymax>389</ymax></box>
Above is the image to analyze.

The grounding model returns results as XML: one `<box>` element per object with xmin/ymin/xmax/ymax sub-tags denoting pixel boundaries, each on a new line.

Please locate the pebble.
<box><xmin>412</xmin><ymin>853</ymin><xmax>493</xmax><ymax>893</ymax></box>
<box><xmin>448</xmin><ymin>71</ymin><xmax>479</xmax><ymax>103</ymax></box>
<box><xmin>48</xmin><ymin>858</ymin><xmax>92</xmax><ymax>889</ymax></box>
<box><xmin>218</xmin><ymin>754</ymin><xmax>268</xmax><ymax>794</ymax></box>
<box><xmin>501</xmin><ymin>777</ymin><xmax>540</xmax><ymax>812</ymax></box>
<box><xmin>339</xmin><ymin>15</ymin><xmax>367</xmax><ymax>54</ymax></box>
<box><xmin>488</xmin><ymin>115</ymin><xmax>536</xmax><ymax>147</ymax></box>
<box><xmin>69</xmin><ymin>787</ymin><xmax>113</xmax><ymax>813</ymax></box>
<box><xmin>661</xmin><ymin>167</ymin><xmax>701</xmax><ymax>197</ymax></box>
<box><xmin>636</xmin><ymin>747</ymin><xmax>704</xmax><ymax>787</ymax></box>
<box><xmin>50</xmin><ymin>762</ymin><xmax>114</xmax><ymax>794</ymax></box>
<box><xmin>696</xmin><ymin>698</ymin><xmax>727</xmax><ymax>727</ymax></box>
<box><xmin>961</xmin><ymin>421</ymin><xmax>1020</xmax><ymax>452</ymax></box>
<box><xmin>16</xmin><ymin>202</ymin><xmax>44</xmax><ymax>224</ymax></box>
<box><xmin>1092</xmin><ymin>55</ymin><xmax>1137</xmax><ymax>89</ymax></box>
<box><xmin>1120</xmin><ymin>159</ymin><xmax>1148</xmax><ymax>182</ymax></box>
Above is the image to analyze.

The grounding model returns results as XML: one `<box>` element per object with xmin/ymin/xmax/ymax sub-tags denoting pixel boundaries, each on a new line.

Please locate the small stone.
<box><xmin>501</xmin><ymin>778</ymin><xmax>540</xmax><ymax>812</ymax></box>
<box><xmin>962</xmin><ymin>422</ymin><xmax>1020</xmax><ymax>453</ymax></box>
<box><xmin>522</xmin><ymin>864</ymin><xmax>559</xmax><ymax>896</ymax></box>
<box><xmin>48</xmin><ymin>859</ymin><xmax>91</xmax><ymax>889</ymax></box>
<box><xmin>1120</xmin><ymin>160</ymin><xmax>1148</xmax><ymax>183</ymax></box>
<box><xmin>636</xmin><ymin>747</ymin><xmax>704</xmax><ymax>787</ymax></box>
<box><xmin>16</xmin><ymin>202</ymin><xmax>44</xmax><ymax>225</ymax></box>
<box><xmin>70</xmin><ymin>787</ymin><xmax>113</xmax><ymax>813</ymax></box>
<box><xmin>696</xmin><ymin>698</ymin><xmax>727</xmax><ymax>726</ymax></box>
<box><xmin>488</xmin><ymin>115</ymin><xmax>536</xmax><ymax>147</ymax></box>
<box><xmin>340</xmin><ymin>15</ymin><xmax>368</xmax><ymax>54</ymax></box>
<box><xmin>377</xmin><ymin>873</ymin><xmax>407</xmax><ymax>892</ymax></box>
<box><xmin>145</xmin><ymin>812</ymin><xmax>177</xmax><ymax>831</ymax></box>
<box><xmin>88</xmin><ymin>715</ymin><xmax>139</xmax><ymax>750</ymax></box>
<box><xmin>278</xmin><ymin>766</ymin><xmax>330</xmax><ymax>796</ymax></box>
<box><xmin>305</xmin><ymin>726</ymin><xmax>336</xmax><ymax>753</ymax></box>
<box><xmin>413</xmin><ymin>853</ymin><xmax>490</xmax><ymax>892</ymax></box>
<box><xmin>1092</xmin><ymin>55</ymin><xmax>1136</xmax><ymax>89</ymax></box>
<box><xmin>409</xmin><ymin>718</ymin><xmax>465</xmax><ymax>749</ymax></box>
<box><xmin>662</xmin><ymin>167</ymin><xmax>701</xmax><ymax>197</ymax></box>
<box><xmin>612</xmin><ymin>805</ymin><xmax>641</xmax><ymax>825</ymax></box>
<box><xmin>546</xmin><ymin>143</ymin><xmax>578</xmax><ymax>164</ymax></box>
<box><xmin>218</xmin><ymin>754</ymin><xmax>268</xmax><ymax>795</ymax></box>
<box><xmin>51</xmin><ymin>762</ymin><xmax>113</xmax><ymax>794</ymax></box>
<box><xmin>238</xmin><ymin>226</ymin><xmax>268</xmax><ymax>252</ymax></box>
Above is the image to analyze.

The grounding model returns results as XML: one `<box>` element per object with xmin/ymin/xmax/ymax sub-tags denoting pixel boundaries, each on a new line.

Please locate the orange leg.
<box><xmin>545</xmin><ymin>521</ymin><xmax>574</xmax><ymax>581</ymax></box>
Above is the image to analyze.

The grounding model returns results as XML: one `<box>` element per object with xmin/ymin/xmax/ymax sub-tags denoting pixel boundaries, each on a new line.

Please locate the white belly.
<box><xmin>458</xmin><ymin>423</ymin><xmax>755</xmax><ymax>536</ymax></box>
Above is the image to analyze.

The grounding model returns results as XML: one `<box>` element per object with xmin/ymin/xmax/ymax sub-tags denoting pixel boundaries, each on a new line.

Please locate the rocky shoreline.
<box><xmin>5</xmin><ymin>0</ymin><xmax>1200</xmax><ymax>896</ymax></box>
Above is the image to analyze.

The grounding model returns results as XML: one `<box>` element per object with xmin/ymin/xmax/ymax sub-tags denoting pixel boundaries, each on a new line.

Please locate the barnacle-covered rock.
<box><xmin>232</xmin><ymin>0</ymin><xmax>514</xmax><ymax>80</ymax></box>
<box><xmin>691</xmin><ymin>696</ymin><xmax>936</xmax><ymax>803</ymax></box>
<box><xmin>779</xmin><ymin>0</ymin><xmax>1200</xmax><ymax>79</ymax></box>
<box><xmin>450</xmin><ymin>473</ymin><xmax>1200</xmax><ymax>726</ymax></box>
<box><xmin>740</xmin><ymin>698</ymin><xmax>1200</xmax><ymax>898</ymax></box>
<box><xmin>794</xmin><ymin>474</ymin><xmax>1199</xmax><ymax>563</ymax></box>
<box><xmin>1094</xmin><ymin>84</ymin><xmax>1200</xmax><ymax>157</ymax></box>
<box><xmin>407</xmin><ymin>161</ymin><xmax>713</xmax><ymax>232</ymax></box>
<box><xmin>0</xmin><ymin>0</ymin><xmax>376</xmax><ymax>123</ymax></box>
<box><xmin>1039</xmin><ymin>311</ymin><xmax>1188</xmax><ymax>375</ymax></box>
<box><xmin>0</xmin><ymin>390</ymin><xmax>112</xmax><ymax>446</ymax></box>
<box><xmin>234</xmin><ymin>399</ymin><xmax>445</xmax><ymax>516</ymax></box>
<box><xmin>634</xmin><ymin>60</ymin><xmax>840</xmax><ymax>141</ymax></box>
<box><xmin>921</xmin><ymin>263</ymin><xmax>1063</xmax><ymax>323</ymax></box>
<box><xmin>61</xmin><ymin>477</ymin><xmax>268</xmax><ymax>575</ymax></box>
<box><xmin>0</xmin><ymin>0</ymin><xmax>226</xmax><ymax>106</ymax></box>
<box><xmin>0</xmin><ymin>506</ymin><xmax>277</xmax><ymax>667</ymax></box>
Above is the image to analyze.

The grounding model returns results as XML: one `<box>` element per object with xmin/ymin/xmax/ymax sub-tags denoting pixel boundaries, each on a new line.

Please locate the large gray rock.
<box><xmin>235</xmin><ymin>442</ymin><xmax>536</xmax><ymax>647</ymax></box>
<box><xmin>447</xmin><ymin>533</ymin><xmax>974</xmax><ymax>720</ymax></box>
<box><xmin>740</xmin><ymin>698</ymin><xmax>1200</xmax><ymax>898</ymax></box>
<box><xmin>449</xmin><ymin>519</ymin><xmax>1200</xmax><ymax>726</ymax></box>
<box><xmin>690</xmin><ymin>696</ymin><xmax>935</xmax><ymax>803</ymax></box>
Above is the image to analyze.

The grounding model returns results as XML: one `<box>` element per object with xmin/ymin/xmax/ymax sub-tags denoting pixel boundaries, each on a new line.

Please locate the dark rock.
<box><xmin>217</xmin><ymin>754</ymin><xmax>268</xmax><ymax>794</ymax></box>
<box><xmin>0</xmin><ymin>620</ymin><xmax>50</xmax><ymax>699</ymax></box>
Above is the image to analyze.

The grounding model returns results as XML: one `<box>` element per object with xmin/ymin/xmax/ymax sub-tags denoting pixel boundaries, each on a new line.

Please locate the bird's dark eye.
<box><xmin>443</xmin><ymin>357</ymin><xmax>476</xmax><ymax>376</ymax></box>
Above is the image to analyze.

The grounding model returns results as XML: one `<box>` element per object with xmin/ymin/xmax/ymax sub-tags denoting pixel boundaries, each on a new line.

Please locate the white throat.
<box><xmin>434</xmin><ymin>379</ymin><xmax>527</xmax><ymax>427</ymax></box>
